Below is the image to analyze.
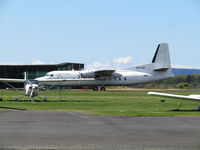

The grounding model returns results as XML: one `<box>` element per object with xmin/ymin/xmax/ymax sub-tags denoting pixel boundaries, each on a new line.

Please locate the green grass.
<box><xmin>0</xmin><ymin>89</ymin><xmax>200</xmax><ymax>116</ymax></box>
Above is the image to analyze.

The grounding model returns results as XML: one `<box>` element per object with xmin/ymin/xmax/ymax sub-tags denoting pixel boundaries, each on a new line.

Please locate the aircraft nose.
<box><xmin>35</xmin><ymin>77</ymin><xmax>43</xmax><ymax>81</ymax></box>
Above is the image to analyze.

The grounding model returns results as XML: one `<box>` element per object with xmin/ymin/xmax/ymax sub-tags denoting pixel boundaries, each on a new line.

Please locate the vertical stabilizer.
<box><xmin>152</xmin><ymin>43</ymin><xmax>171</xmax><ymax>71</ymax></box>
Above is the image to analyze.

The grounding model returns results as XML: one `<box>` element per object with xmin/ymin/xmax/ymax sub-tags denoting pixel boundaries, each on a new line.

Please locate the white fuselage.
<box><xmin>36</xmin><ymin>69</ymin><xmax>173</xmax><ymax>87</ymax></box>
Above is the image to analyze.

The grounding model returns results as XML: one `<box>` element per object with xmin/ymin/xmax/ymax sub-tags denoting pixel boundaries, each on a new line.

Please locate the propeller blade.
<box><xmin>30</xmin><ymin>88</ymin><xmax>34</xmax><ymax>98</ymax></box>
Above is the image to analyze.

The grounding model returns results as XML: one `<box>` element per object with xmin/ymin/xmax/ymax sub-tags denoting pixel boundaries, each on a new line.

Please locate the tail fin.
<box><xmin>152</xmin><ymin>43</ymin><xmax>171</xmax><ymax>71</ymax></box>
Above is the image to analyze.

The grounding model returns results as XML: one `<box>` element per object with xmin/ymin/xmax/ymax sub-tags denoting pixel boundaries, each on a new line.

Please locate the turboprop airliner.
<box><xmin>36</xmin><ymin>43</ymin><xmax>174</xmax><ymax>91</ymax></box>
<box><xmin>0</xmin><ymin>43</ymin><xmax>173</xmax><ymax>98</ymax></box>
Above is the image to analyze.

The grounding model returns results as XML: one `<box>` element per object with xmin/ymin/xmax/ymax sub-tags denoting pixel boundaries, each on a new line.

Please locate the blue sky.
<box><xmin>0</xmin><ymin>0</ymin><xmax>200</xmax><ymax>69</ymax></box>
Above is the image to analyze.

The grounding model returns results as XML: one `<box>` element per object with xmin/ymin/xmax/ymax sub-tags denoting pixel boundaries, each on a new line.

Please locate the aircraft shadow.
<box><xmin>0</xmin><ymin>106</ymin><xmax>26</xmax><ymax>111</ymax></box>
<box><xmin>4</xmin><ymin>100</ymin><xmax>105</xmax><ymax>103</ymax></box>
<box><xmin>171</xmin><ymin>109</ymin><xmax>200</xmax><ymax>112</ymax></box>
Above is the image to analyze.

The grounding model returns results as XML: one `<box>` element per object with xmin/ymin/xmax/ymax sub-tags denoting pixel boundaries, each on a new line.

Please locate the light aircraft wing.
<box><xmin>36</xmin><ymin>78</ymin><xmax>95</xmax><ymax>82</ymax></box>
<box><xmin>0</xmin><ymin>78</ymin><xmax>25</xmax><ymax>83</ymax></box>
<box><xmin>148</xmin><ymin>91</ymin><xmax>200</xmax><ymax>101</ymax></box>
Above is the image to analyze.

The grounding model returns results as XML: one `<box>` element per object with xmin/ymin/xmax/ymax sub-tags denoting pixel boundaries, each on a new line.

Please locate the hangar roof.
<box><xmin>0</xmin><ymin>62</ymin><xmax>84</xmax><ymax>67</ymax></box>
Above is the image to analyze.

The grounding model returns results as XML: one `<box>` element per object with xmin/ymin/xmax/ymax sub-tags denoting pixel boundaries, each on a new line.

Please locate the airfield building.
<box><xmin>0</xmin><ymin>62</ymin><xmax>84</xmax><ymax>89</ymax></box>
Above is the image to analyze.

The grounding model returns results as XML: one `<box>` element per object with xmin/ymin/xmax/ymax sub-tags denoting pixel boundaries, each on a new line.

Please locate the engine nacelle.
<box><xmin>80</xmin><ymin>71</ymin><xmax>121</xmax><ymax>79</ymax></box>
<box><xmin>80</xmin><ymin>72</ymin><xmax>95</xmax><ymax>78</ymax></box>
<box><xmin>111</xmin><ymin>72</ymin><xmax>121</xmax><ymax>78</ymax></box>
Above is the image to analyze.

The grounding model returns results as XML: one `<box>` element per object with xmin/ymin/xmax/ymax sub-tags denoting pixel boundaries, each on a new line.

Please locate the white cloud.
<box><xmin>0</xmin><ymin>60</ymin><xmax>45</xmax><ymax>65</ymax></box>
<box><xmin>86</xmin><ymin>56</ymin><xmax>133</xmax><ymax>70</ymax></box>
<box><xmin>86</xmin><ymin>62</ymin><xmax>110</xmax><ymax>70</ymax></box>
<box><xmin>113</xmin><ymin>56</ymin><xmax>132</xmax><ymax>64</ymax></box>
<box><xmin>0</xmin><ymin>62</ymin><xmax>23</xmax><ymax>65</ymax></box>
<box><xmin>32</xmin><ymin>60</ymin><xmax>45</xmax><ymax>65</ymax></box>
<box><xmin>172</xmin><ymin>64</ymin><xmax>200</xmax><ymax>69</ymax></box>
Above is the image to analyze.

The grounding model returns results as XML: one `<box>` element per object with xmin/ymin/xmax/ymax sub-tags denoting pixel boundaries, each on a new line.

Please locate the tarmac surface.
<box><xmin>0</xmin><ymin>110</ymin><xmax>200</xmax><ymax>150</ymax></box>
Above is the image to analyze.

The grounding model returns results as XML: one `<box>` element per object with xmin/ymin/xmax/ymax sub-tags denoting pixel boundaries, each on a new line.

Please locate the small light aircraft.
<box><xmin>0</xmin><ymin>43</ymin><xmax>174</xmax><ymax>99</ymax></box>
<box><xmin>0</xmin><ymin>73</ymin><xmax>39</xmax><ymax>99</ymax></box>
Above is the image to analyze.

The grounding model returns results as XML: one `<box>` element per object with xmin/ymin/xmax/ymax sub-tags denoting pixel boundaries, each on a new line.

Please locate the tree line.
<box><xmin>140</xmin><ymin>75</ymin><xmax>200</xmax><ymax>89</ymax></box>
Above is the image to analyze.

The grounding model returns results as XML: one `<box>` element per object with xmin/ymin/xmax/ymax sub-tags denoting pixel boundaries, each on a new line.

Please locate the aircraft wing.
<box><xmin>94</xmin><ymin>70</ymin><xmax>115</xmax><ymax>76</ymax></box>
<box><xmin>81</xmin><ymin>70</ymin><xmax>121</xmax><ymax>79</ymax></box>
<box><xmin>36</xmin><ymin>78</ymin><xmax>95</xmax><ymax>82</ymax></box>
<box><xmin>0</xmin><ymin>78</ymin><xmax>25</xmax><ymax>83</ymax></box>
<box><xmin>148</xmin><ymin>91</ymin><xmax>200</xmax><ymax>101</ymax></box>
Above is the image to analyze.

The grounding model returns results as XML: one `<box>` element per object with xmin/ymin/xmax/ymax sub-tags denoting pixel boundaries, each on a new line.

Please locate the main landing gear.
<box><xmin>93</xmin><ymin>86</ymin><xmax>106</xmax><ymax>91</ymax></box>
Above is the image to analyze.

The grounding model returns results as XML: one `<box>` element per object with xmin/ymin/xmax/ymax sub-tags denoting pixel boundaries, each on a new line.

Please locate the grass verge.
<box><xmin>0</xmin><ymin>89</ymin><xmax>200</xmax><ymax>116</ymax></box>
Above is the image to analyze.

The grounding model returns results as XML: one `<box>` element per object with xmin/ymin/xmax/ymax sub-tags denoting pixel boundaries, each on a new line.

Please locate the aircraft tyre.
<box><xmin>44</xmin><ymin>97</ymin><xmax>48</xmax><ymax>102</ymax></box>
<box><xmin>100</xmin><ymin>86</ymin><xmax>106</xmax><ymax>91</ymax></box>
<box><xmin>93</xmin><ymin>87</ymin><xmax>99</xmax><ymax>91</ymax></box>
<box><xmin>195</xmin><ymin>106</ymin><xmax>200</xmax><ymax>111</ymax></box>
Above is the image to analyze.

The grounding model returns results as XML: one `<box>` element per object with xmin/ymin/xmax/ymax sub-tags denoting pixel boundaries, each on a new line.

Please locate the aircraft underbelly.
<box><xmin>40</xmin><ymin>79</ymin><xmax>145</xmax><ymax>86</ymax></box>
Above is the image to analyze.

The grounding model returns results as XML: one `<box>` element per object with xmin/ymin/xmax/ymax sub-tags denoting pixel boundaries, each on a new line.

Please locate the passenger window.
<box><xmin>119</xmin><ymin>77</ymin><xmax>121</xmax><ymax>80</ymax></box>
<box><xmin>124</xmin><ymin>77</ymin><xmax>127</xmax><ymax>80</ymax></box>
<box><xmin>50</xmin><ymin>74</ymin><xmax>53</xmax><ymax>77</ymax></box>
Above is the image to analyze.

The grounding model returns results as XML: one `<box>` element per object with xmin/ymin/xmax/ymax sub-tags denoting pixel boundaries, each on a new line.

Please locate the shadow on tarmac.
<box><xmin>171</xmin><ymin>109</ymin><xmax>200</xmax><ymax>112</ymax></box>
<box><xmin>2</xmin><ymin>100</ymin><xmax>105</xmax><ymax>103</ymax></box>
<box><xmin>0</xmin><ymin>106</ymin><xmax>26</xmax><ymax>111</ymax></box>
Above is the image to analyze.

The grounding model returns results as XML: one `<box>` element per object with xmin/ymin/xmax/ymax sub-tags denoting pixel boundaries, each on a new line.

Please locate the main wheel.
<box><xmin>93</xmin><ymin>87</ymin><xmax>99</xmax><ymax>91</ymax></box>
<box><xmin>100</xmin><ymin>86</ymin><xmax>106</xmax><ymax>91</ymax></box>
<box><xmin>195</xmin><ymin>106</ymin><xmax>200</xmax><ymax>111</ymax></box>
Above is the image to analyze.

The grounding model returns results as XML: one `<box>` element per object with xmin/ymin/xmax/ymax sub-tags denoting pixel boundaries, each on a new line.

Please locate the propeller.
<box><xmin>24</xmin><ymin>72</ymin><xmax>39</xmax><ymax>98</ymax></box>
<box><xmin>26</xmin><ymin>83</ymin><xmax>39</xmax><ymax>98</ymax></box>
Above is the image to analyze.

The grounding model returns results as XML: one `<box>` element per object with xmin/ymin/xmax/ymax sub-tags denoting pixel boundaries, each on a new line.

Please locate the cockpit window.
<box><xmin>45</xmin><ymin>74</ymin><xmax>53</xmax><ymax>77</ymax></box>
